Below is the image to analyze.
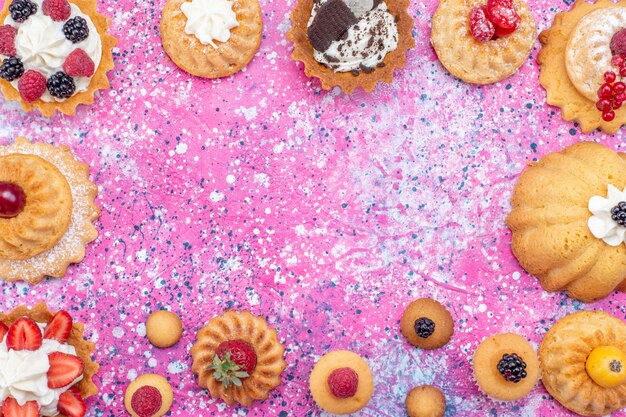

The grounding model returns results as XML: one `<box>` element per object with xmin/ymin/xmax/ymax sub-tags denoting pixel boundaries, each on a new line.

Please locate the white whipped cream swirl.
<box><xmin>0</xmin><ymin>323</ymin><xmax>83</xmax><ymax>417</ymax></box>
<box><xmin>1</xmin><ymin>0</ymin><xmax>102</xmax><ymax>102</ymax></box>
<box><xmin>181</xmin><ymin>0</ymin><xmax>239</xmax><ymax>48</ymax></box>
<box><xmin>588</xmin><ymin>184</ymin><xmax>626</xmax><ymax>246</ymax></box>
<box><xmin>308</xmin><ymin>0</ymin><xmax>398</xmax><ymax>73</ymax></box>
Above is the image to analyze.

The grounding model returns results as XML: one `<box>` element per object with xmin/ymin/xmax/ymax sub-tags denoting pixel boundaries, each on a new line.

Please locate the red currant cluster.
<box><xmin>596</xmin><ymin>54</ymin><xmax>626</xmax><ymax>122</ymax></box>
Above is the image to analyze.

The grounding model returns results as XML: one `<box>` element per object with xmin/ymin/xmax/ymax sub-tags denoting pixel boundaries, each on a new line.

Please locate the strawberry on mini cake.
<box><xmin>0</xmin><ymin>303</ymin><xmax>98</xmax><ymax>417</ymax></box>
<box><xmin>190</xmin><ymin>310</ymin><xmax>286</xmax><ymax>407</ymax></box>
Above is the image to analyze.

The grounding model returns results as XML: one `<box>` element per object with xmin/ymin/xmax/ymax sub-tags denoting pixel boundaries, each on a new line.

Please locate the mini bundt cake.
<box><xmin>507</xmin><ymin>142</ymin><xmax>626</xmax><ymax>302</ymax></box>
<box><xmin>540</xmin><ymin>311</ymin><xmax>626</xmax><ymax>416</ymax></box>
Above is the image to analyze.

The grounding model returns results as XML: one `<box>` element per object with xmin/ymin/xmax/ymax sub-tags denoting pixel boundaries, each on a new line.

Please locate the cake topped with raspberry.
<box><xmin>0</xmin><ymin>310</ymin><xmax>90</xmax><ymax>417</ymax></box>
<box><xmin>0</xmin><ymin>0</ymin><xmax>101</xmax><ymax>103</ymax></box>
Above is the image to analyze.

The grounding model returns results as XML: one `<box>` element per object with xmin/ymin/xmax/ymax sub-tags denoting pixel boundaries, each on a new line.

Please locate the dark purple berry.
<box><xmin>414</xmin><ymin>317</ymin><xmax>435</xmax><ymax>339</ymax></box>
<box><xmin>497</xmin><ymin>353</ymin><xmax>527</xmax><ymax>383</ymax></box>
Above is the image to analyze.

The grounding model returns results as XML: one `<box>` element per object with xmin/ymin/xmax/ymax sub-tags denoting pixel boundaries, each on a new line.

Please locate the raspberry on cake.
<box><xmin>190</xmin><ymin>310</ymin><xmax>286</xmax><ymax>407</ymax></box>
<box><xmin>124</xmin><ymin>374</ymin><xmax>173</xmax><ymax>417</ymax></box>
<box><xmin>0</xmin><ymin>0</ymin><xmax>116</xmax><ymax>116</ymax></box>
<box><xmin>309</xmin><ymin>350</ymin><xmax>374</xmax><ymax>414</ymax></box>
<box><xmin>431</xmin><ymin>0</ymin><xmax>536</xmax><ymax>84</ymax></box>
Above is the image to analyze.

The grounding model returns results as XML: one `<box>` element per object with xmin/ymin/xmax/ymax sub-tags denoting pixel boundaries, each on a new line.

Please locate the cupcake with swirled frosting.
<box><xmin>160</xmin><ymin>0</ymin><xmax>262</xmax><ymax>78</ymax></box>
<box><xmin>288</xmin><ymin>0</ymin><xmax>414</xmax><ymax>93</ymax></box>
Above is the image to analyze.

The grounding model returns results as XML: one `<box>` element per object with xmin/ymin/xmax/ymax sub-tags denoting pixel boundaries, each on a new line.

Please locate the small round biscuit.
<box><xmin>309</xmin><ymin>350</ymin><xmax>374</xmax><ymax>414</ymax></box>
<box><xmin>146</xmin><ymin>310</ymin><xmax>183</xmax><ymax>348</ymax></box>
<box><xmin>160</xmin><ymin>0</ymin><xmax>263</xmax><ymax>78</ymax></box>
<box><xmin>401</xmin><ymin>298</ymin><xmax>454</xmax><ymax>350</ymax></box>
<box><xmin>405</xmin><ymin>385</ymin><xmax>446</xmax><ymax>417</ymax></box>
<box><xmin>124</xmin><ymin>374</ymin><xmax>174</xmax><ymax>417</ymax></box>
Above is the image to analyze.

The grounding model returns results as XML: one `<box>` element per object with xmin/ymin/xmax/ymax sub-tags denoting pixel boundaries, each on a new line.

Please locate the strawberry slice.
<box><xmin>57</xmin><ymin>386</ymin><xmax>86</xmax><ymax>417</ymax></box>
<box><xmin>2</xmin><ymin>398</ymin><xmax>39</xmax><ymax>417</ymax></box>
<box><xmin>47</xmin><ymin>352</ymin><xmax>84</xmax><ymax>389</ymax></box>
<box><xmin>44</xmin><ymin>310</ymin><xmax>73</xmax><ymax>343</ymax></box>
<box><xmin>0</xmin><ymin>322</ymin><xmax>8</xmax><ymax>341</ymax></box>
<box><xmin>6</xmin><ymin>318</ymin><xmax>42</xmax><ymax>351</ymax></box>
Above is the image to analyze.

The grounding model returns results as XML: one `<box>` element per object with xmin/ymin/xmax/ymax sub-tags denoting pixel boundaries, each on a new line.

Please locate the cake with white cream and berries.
<box><xmin>0</xmin><ymin>0</ymin><xmax>115</xmax><ymax>116</ymax></box>
<box><xmin>0</xmin><ymin>303</ymin><xmax>99</xmax><ymax>417</ymax></box>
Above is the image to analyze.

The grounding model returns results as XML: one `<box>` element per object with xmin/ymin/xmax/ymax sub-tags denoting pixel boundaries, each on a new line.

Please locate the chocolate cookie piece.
<box><xmin>307</xmin><ymin>0</ymin><xmax>357</xmax><ymax>52</ymax></box>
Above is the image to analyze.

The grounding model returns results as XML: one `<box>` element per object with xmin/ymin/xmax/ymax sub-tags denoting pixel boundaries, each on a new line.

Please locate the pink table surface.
<box><xmin>1</xmin><ymin>0</ymin><xmax>626</xmax><ymax>415</ymax></box>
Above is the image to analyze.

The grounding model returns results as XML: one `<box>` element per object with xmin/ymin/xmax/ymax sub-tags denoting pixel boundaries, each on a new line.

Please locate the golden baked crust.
<box><xmin>401</xmin><ymin>298</ymin><xmax>454</xmax><ymax>349</ymax></box>
<box><xmin>540</xmin><ymin>311</ymin><xmax>626</xmax><ymax>416</ymax></box>
<box><xmin>309</xmin><ymin>350</ymin><xmax>374</xmax><ymax>414</ymax></box>
<box><xmin>431</xmin><ymin>0</ymin><xmax>536</xmax><ymax>84</ymax></box>
<box><xmin>124</xmin><ymin>374</ymin><xmax>174</xmax><ymax>417</ymax></box>
<box><xmin>405</xmin><ymin>385</ymin><xmax>446</xmax><ymax>417</ymax></box>
<box><xmin>0</xmin><ymin>0</ymin><xmax>117</xmax><ymax>117</ymax></box>
<box><xmin>0</xmin><ymin>302</ymin><xmax>99</xmax><ymax>416</ymax></box>
<box><xmin>0</xmin><ymin>154</ymin><xmax>72</xmax><ymax>260</ymax></box>
<box><xmin>160</xmin><ymin>0</ymin><xmax>262</xmax><ymax>78</ymax></box>
<box><xmin>190</xmin><ymin>310</ymin><xmax>286</xmax><ymax>407</ymax></box>
<box><xmin>287</xmin><ymin>0</ymin><xmax>415</xmax><ymax>94</ymax></box>
<box><xmin>473</xmin><ymin>333</ymin><xmax>539</xmax><ymax>401</ymax></box>
<box><xmin>0</xmin><ymin>137</ymin><xmax>100</xmax><ymax>283</ymax></box>
<box><xmin>506</xmin><ymin>142</ymin><xmax>626</xmax><ymax>302</ymax></box>
<box><xmin>538</xmin><ymin>0</ymin><xmax>626</xmax><ymax>134</ymax></box>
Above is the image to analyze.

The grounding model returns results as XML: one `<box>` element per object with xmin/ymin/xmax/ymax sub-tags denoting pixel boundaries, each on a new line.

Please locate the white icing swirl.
<box><xmin>308</xmin><ymin>0</ymin><xmax>398</xmax><ymax>73</ymax></box>
<box><xmin>588</xmin><ymin>184</ymin><xmax>626</xmax><ymax>246</ymax></box>
<box><xmin>0</xmin><ymin>323</ymin><xmax>83</xmax><ymax>417</ymax></box>
<box><xmin>181</xmin><ymin>0</ymin><xmax>239</xmax><ymax>48</ymax></box>
<box><xmin>1</xmin><ymin>0</ymin><xmax>102</xmax><ymax>102</ymax></box>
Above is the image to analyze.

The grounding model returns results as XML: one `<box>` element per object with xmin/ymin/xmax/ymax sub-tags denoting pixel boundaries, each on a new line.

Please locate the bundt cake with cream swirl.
<box><xmin>507</xmin><ymin>142</ymin><xmax>626</xmax><ymax>302</ymax></box>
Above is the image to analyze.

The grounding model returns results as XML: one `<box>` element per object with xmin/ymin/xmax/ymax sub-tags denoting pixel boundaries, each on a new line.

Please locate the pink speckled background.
<box><xmin>1</xmin><ymin>0</ymin><xmax>626</xmax><ymax>415</ymax></box>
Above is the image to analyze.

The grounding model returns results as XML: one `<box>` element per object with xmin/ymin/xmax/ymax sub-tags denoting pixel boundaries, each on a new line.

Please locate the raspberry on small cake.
<box><xmin>17</xmin><ymin>70</ymin><xmax>46</xmax><ymax>102</ymax></box>
<box><xmin>64</xmin><ymin>49</ymin><xmax>95</xmax><ymax>77</ymax></box>
<box><xmin>309</xmin><ymin>350</ymin><xmax>374</xmax><ymax>415</ymax></box>
<box><xmin>42</xmin><ymin>0</ymin><xmax>70</xmax><ymax>21</ymax></box>
<box><xmin>124</xmin><ymin>374</ymin><xmax>173</xmax><ymax>417</ymax></box>
<box><xmin>0</xmin><ymin>25</ymin><xmax>17</xmax><ymax>56</ymax></box>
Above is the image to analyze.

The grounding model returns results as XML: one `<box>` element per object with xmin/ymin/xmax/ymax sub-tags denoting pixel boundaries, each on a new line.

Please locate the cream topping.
<box><xmin>588</xmin><ymin>184</ymin><xmax>626</xmax><ymax>246</ymax></box>
<box><xmin>0</xmin><ymin>323</ymin><xmax>83</xmax><ymax>416</ymax></box>
<box><xmin>308</xmin><ymin>0</ymin><xmax>398</xmax><ymax>73</ymax></box>
<box><xmin>566</xmin><ymin>7</ymin><xmax>626</xmax><ymax>101</ymax></box>
<box><xmin>181</xmin><ymin>0</ymin><xmax>239</xmax><ymax>48</ymax></box>
<box><xmin>1</xmin><ymin>0</ymin><xmax>102</xmax><ymax>102</ymax></box>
